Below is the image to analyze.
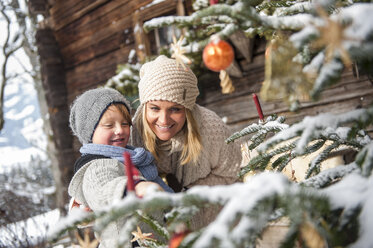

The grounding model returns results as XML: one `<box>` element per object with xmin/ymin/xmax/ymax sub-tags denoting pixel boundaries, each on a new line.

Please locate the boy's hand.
<box><xmin>135</xmin><ymin>181</ymin><xmax>163</xmax><ymax>197</ymax></box>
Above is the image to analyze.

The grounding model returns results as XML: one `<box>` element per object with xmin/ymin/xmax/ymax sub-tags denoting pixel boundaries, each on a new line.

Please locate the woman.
<box><xmin>131</xmin><ymin>55</ymin><xmax>242</xmax><ymax>229</ymax></box>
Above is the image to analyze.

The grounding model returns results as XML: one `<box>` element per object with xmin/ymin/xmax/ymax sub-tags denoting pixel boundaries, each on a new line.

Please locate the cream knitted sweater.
<box><xmin>131</xmin><ymin>104</ymin><xmax>242</xmax><ymax>228</ymax></box>
<box><xmin>68</xmin><ymin>158</ymin><xmax>129</xmax><ymax>247</ymax></box>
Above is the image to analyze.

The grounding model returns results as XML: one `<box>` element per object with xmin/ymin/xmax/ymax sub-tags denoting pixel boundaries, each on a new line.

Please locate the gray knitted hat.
<box><xmin>69</xmin><ymin>88</ymin><xmax>131</xmax><ymax>144</ymax></box>
<box><xmin>138</xmin><ymin>55</ymin><xmax>199</xmax><ymax>109</ymax></box>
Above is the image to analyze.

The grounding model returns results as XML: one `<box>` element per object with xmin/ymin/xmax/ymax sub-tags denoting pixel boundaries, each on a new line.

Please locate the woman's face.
<box><xmin>92</xmin><ymin>105</ymin><xmax>130</xmax><ymax>148</ymax></box>
<box><xmin>145</xmin><ymin>100</ymin><xmax>186</xmax><ymax>141</ymax></box>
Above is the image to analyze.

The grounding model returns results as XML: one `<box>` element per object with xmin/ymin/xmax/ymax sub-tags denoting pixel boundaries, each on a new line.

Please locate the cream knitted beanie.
<box><xmin>69</xmin><ymin>88</ymin><xmax>131</xmax><ymax>144</ymax></box>
<box><xmin>138</xmin><ymin>55</ymin><xmax>199</xmax><ymax>109</ymax></box>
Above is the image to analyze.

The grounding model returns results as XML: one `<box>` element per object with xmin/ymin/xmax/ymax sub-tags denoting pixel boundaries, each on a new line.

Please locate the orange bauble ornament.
<box><xmin>203</xmin><ymin>39</ymin><xmax>234</xmax><ymax>72</ymax></box>
<box><xmin>168</xmin><ymin>231</ymin><xmax>189</xmax><ymax>248</ymax></box>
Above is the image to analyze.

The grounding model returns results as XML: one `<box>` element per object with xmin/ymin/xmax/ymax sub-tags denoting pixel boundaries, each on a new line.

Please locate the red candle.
<box><xmin>123</xmin><ymin>152</ymin><xmax>135</xmax><ymax>192</ymax></box>
<box><xmin>252</xmin><ymin>94</ymin><xmax>264</xmax><ymax>121</ymax></box>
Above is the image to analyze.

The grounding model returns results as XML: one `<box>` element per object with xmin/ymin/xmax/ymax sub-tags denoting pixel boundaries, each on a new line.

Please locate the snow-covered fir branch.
<box><xmin>50</xmin><ymin>171</ymin><xmax>373</xmax><ymax>247</ymax></box>
<box><xmin>237</xmin><ymin>107</ymin><xmax>372</xmax><ymax>180</ymax></box>
<box><xmin>356</xmin><ymin>142</ymin><xmax>373</xmax><ymax>177</ymax></box>
<box><xmin>302</xmin><ymin>162</ymin><xmax>359</xmax><ymax>188</ymax></box>
<box><xmin>226</xmin><ymin>115</ymin><xmax>288</xmax><ymax>144</ymax></box>
<box><xmin>258</xmin><ymin>107</ymin><xmax>373</xmax><ymax>154</ymax></box>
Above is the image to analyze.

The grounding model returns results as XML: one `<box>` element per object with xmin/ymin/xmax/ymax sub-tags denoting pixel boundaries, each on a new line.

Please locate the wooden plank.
<box><xmin>198</xmin><ymin>54</ymin><xmax>265</xmax><ymax>105</ymax></box>
<box><xmin>64</xmin><ymin>32</ymin><xmax>133</xmax><ymax>69</ymax></box>
<box><xmin>56</xmin><ymin>0</ymin><xmax>180</xmax><ymax>67</ymax></box>
<box><xmin>60</xmin><ymin>16</ymin><xmax>133</xmax><ymax>68</ymax></box>
<box><xmin>50</xmin><ymin>0</ymin><xmax>156</xmax><ymax>32</ymax></box>
<box><xmin>227</xmin><ymin>93</ymin><xmax>373</xmax><ymax>133</ymax></box>
<box><xmin>28</xmin><ymin>0</ymin><xmax>48</xmax><ymax>14</ymax></box>
<box><xmin>50</xmin><ymin>0</ymin><xmax>112</xmax><ymax>30</ymax></box>
<box><xmin>53</xmin><ymin>0</ymin><xmax>132</xmax><ymax>46</ymax></box>
<box><xmin>65</xmin><ymin>46</ymin><xmax>133</xmax><ymax>103</ymax></box>
<box><xmin>130</xmin><ymin>0</ymin><xmax>155</xmax><ymax>10</ymax></box>
<box><xmin>52</xmin><ymin>2</ymin><xmax>140</xmax><ymax>67</ymax></box>
<box><xmin>139</xmin><ymin>0</ymin><xmax>178</xmax><ymax>21</ymax></box>
<box><xmin>204</xmin><ymin>77</ymin><xmax>373</xmax><ymax>127</ymax></box>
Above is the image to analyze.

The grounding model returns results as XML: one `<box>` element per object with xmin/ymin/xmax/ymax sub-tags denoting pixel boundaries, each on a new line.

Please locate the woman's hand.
<box><xmin>135</xmin><ymin>181</ymin><xmax>163</xmax><ymax>197</ymax></box>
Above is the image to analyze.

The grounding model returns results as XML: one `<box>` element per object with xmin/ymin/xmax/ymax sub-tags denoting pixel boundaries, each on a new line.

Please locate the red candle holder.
<box><xmin>252</xmin><ymin>93</ymin><xmax>264</xmax><ymax>121</ymax></box>
<box><xmin>123</xmin><ymin>152</ymin><xmax>135</xmax><ymax>192</ymax></box>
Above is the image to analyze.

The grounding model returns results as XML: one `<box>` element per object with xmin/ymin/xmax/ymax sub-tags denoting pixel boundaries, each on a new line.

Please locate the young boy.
<box><xmin>68</xmin><ymin>88</ymin><xmax>172</xmax><ymax>247</ymax></box>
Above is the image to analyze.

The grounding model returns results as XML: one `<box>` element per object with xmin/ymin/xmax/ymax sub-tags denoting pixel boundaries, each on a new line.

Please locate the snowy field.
<box><xmin>0</xmin><ymin>209</ymin><xmax>61</xmax><ymax>247</ymax></box>
<box><xmin>0</xmin><ymin>80</ymin><xmax>47</xmax><ymax>172</ymax></box>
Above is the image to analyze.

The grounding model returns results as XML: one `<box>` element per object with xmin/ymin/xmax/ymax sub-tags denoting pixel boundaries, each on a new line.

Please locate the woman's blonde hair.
<box><xmin>138</xmin><ymin>104</ymin><xmax>202</xmax><ymax>165</ymax></box>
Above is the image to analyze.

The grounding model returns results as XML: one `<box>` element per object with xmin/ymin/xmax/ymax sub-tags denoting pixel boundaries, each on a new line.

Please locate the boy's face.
<box><xmin>92</xmin><ymin>105</ymin><xmax>130</xmax><ymax>148</ymax></box>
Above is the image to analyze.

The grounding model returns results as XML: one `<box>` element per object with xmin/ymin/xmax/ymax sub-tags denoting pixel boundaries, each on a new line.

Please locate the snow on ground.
<box><xmin>0</xmin><ymin>209</ymin><xmax>61</xmax><ymax>247</ymax></box>
<box><xmin>0</xmin><ymin>79</ymin><xmax>47</xmax><ymax>171</ymax></box>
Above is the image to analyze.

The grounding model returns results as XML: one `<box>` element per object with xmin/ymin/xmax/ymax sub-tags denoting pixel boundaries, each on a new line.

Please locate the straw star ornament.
<box><xmin>74</xmin><ymin>229</ymin><xmax>99</xmax><ymax>248</ymax></box>
<box><xmin>312</xmin><ymin>7</ymin><xmax>353</xmax><ymax>68</ymax></box>
<box><xmin>171</xmin><ymin>35</ymin><xmax>192</xmax><ymax>70</ymax></box>
<box><xmin>131</xmin><ymin>225</ymin><xmax>156</xmax><ymax>243</ymax></box>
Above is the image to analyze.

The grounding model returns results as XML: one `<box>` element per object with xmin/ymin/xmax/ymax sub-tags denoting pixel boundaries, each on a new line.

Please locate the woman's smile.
<box><xmin>156</xmin><ymin>124</ymin><xmax>174</xmax><ymax>129</ymax></box>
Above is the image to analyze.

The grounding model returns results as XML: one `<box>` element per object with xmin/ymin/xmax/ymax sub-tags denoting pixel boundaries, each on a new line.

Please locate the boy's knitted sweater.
<box><xmin>68</xmin><ymin>157</ymin><xmax>128</xmax><ymax>247</ymax></box>
<box><xmin>132</xmin><ymin>104</ymin><xmax>242</xmax><ymax>229</ymax></box>
<box><xmin>68</xmin><ymin>144</ymin><xmax>171</xmax><ymax>247</ymax></box>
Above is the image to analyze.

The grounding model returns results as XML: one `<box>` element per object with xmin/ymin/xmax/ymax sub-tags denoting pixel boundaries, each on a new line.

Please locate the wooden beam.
<box><xmin>28</xmin><ymin>0</ymin><xmax>48</xmax><ymax>15</ymax></box>
<box><xmin>132</xmin><ymin>10</ymin><xmax>150</xmax><ymax>62</ymax></box>
<box><xmin>50</xmin><ymin>0</ymin><xmax>112</xmax><ymax>30</ymax></box>
<box><xmin>65</xmin><ymin>46</ymin><xmax>133</xmax><ymax>102</ymax></box>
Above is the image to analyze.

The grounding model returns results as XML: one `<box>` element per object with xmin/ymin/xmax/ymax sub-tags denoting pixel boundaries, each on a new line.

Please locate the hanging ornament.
<box><xmin>171</xmin><ymin>35</ymin><xmax>192</xmax><ymax>70</ymax></box>
<box><xmin>219</xmin><ymin>70</ymin><xmax>235</xmax><ymax>94</ymax></box>
<box><xmin>131</xmin><ymin>226</ymin><xmax>156</xmax><ymax>243</ymax></box>
<box><xmin>210</xmin><ymin>0</ymin><xmax>219</xmax><ymax>5</ymax></box>
<box><xmin>203</xmin><ymin>39</ymin><xmax>234</xmax><ymax>72</ymax></box>
<box><xmin>74</xmin><ymin>229</ymin><xmax>99</xmax><ymax>248</ymax></box>
<box><xmin>168</xmin><ymin>224</ymin><xmax>190</xmax><ymax>248</ymax></box>
<box><xmin>260</xmin><ymin>34</ymin><xmax>313</xmax><ymax>108</ymax></box>
<box><xmin>312</xmin><ymin>6</ymin><xmax>352</xmax><ymax>68</ymax></box>
<box><xmin>299</xmin><ymin>219</ymin><xmax>326</xmax><ymax>248</ymax></box>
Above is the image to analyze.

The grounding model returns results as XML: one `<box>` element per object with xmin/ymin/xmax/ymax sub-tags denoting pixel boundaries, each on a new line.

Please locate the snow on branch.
<box><xmin>258</xmin><ymin>107</ymin><xmax>373</xmax><ymax>155</ymax></box>
<box><xmin>302</xmin><ymin>162</ymin><xmax>360</xmax><ymax>188</ymax></box>
<box><xmin>50</xmin><ymin>171</ymin><xmax>373</xmax><ymax>247</ymax></box>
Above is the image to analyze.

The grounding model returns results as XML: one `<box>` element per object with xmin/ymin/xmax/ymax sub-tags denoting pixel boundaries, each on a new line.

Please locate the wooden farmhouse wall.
<box><xmin>29</xmin><ymin>0</ymin><xmax>373</xmax><ymax>208</ymax></box>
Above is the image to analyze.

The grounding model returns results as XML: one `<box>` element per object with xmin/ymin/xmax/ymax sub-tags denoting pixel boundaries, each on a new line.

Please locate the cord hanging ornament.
<box><xmin>219</xmin><ymin>70</ymin><xmax>235</xmax><ymax>94</ymax></box>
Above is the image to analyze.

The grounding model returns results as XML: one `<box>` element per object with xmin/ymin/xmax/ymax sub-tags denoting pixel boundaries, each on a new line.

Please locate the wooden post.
<box><xmin>132</xmin><ymin>9</ymin><xmax>150</xmax><ymax>63</ymax></box>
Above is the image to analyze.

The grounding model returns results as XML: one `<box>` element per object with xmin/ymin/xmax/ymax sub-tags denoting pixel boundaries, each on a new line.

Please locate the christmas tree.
<box><xmin>50</xmin><ymin>1</ymin><xmax>373</xmax><ymax>247</ymax></box>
